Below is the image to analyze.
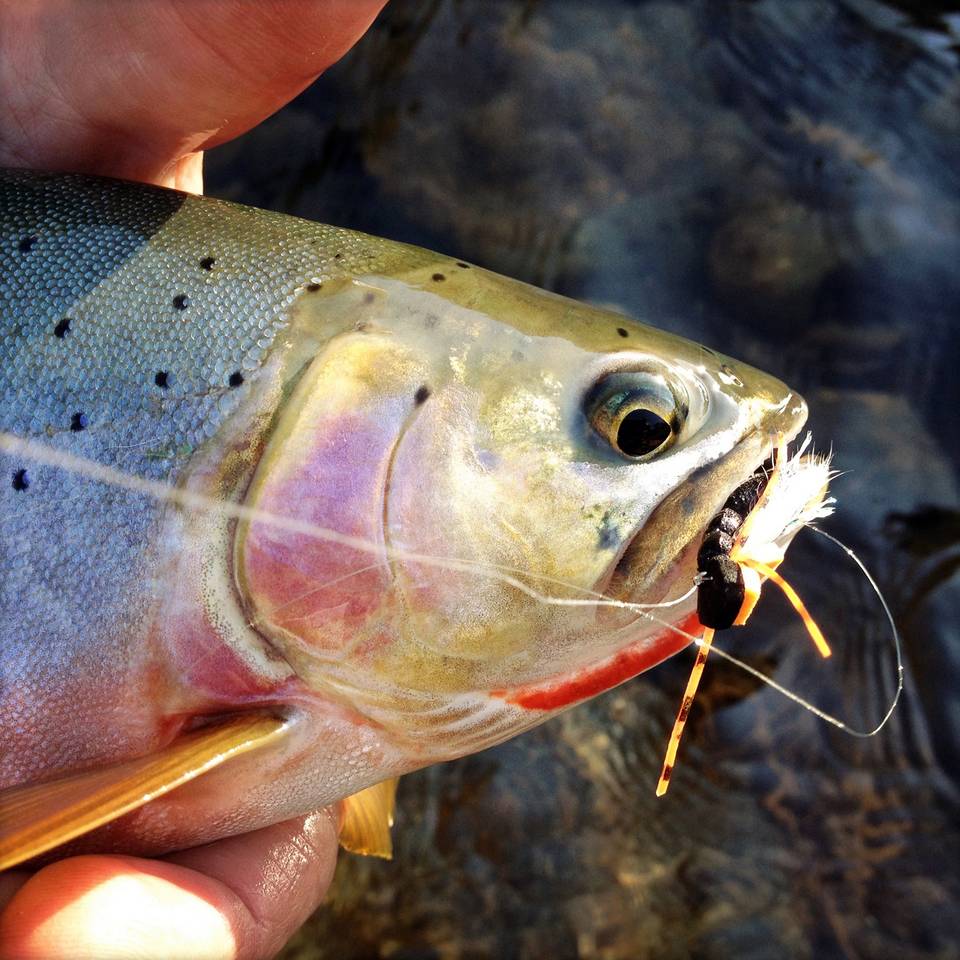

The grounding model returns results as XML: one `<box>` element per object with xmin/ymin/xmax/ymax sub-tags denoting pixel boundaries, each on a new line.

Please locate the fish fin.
<box><xmin>339</xmin><ymin>777</ymin><xmax>399</xmax><ymax>859</ymax></box>
<box><xmin>0</xmin><ymin>712</ymin><xmax>289</xmax><ymax>871</ymax></box>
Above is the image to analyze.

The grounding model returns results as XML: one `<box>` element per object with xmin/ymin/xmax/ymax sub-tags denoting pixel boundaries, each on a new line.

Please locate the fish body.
<box><xmin>0</xmin><ymin>169</ymin><xmax>807</xmax><ymax>858</ymax></box>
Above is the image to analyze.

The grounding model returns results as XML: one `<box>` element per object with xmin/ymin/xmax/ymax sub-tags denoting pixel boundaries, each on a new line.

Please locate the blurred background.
<box><xmin>206</xmin><ymin>2</ymin><xmax>960</xmax><ymax>957</ymax></box>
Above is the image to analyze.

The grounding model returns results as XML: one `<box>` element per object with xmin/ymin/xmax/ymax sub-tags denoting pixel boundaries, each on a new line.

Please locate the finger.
<box><xmin>166</xmin><ymin>809</ymin><xmax>340</xmax><ymax>959</ymax></box>
<box><xmin>0</xmin><ymin>811</ymin><xmax>339</xmax><ymax>960</ymax></box>
<box><xmin>0</xmin><ymin>0</ymin><xmax>387</xmax><ymax>188</ymax></box>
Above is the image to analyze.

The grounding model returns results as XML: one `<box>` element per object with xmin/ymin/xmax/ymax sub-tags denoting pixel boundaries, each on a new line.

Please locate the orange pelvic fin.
<box><xmin>0</xmin><ymin>712</ymin><xmax>289</xmax><ymax>871</ymax></box>
<box><xmin>339</xmin><ymin>777</ymin><xmax>399</xmax><ymax>859</ymax></box>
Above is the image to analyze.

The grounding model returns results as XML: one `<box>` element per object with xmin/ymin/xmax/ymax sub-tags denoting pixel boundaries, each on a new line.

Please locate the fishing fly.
<box><xmin>655</xmin><ymin>434</ymin><xmax>903</xmax><ymax>795</ymax></box>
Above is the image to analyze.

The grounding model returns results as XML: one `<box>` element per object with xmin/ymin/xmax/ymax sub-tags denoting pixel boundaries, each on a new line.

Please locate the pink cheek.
<box><xmin>239</xmin><ymin>413</ymin><xmax>400</xmax><ymax>651</ymax></box>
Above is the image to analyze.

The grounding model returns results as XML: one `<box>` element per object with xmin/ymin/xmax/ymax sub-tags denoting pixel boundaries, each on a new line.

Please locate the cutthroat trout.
<box><xmin>0</xmin><ymin>168</ymin><xmax>818</xmax><ymax>865</ymax></box>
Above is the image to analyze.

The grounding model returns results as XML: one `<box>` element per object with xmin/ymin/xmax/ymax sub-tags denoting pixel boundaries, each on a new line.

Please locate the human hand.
<box><xmin>0</xmin><ymin>812</ymin><xmax>340</xmax><ymax>959</ymax></box>
<box><xmin>0</xmin><ymin>1</ymin><xmax>387</xmax><ymax>956</ymax></box>
<box><xmin>0</xmin><ymin>0</ymin><xmax>387</xmax><ymax>193</ymax></box>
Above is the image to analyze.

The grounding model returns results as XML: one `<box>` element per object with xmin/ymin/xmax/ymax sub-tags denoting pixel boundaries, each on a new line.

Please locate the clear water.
<box><xmin>207</xmin><ymin>2</ymin><xmax>960</xmax><ymax>957</ymax></box>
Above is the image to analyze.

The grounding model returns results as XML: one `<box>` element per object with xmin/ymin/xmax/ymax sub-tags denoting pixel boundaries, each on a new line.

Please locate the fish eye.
<box><xmin>586</xmin><ymin>371</ymin><xmax>685</xmax><ymax>460</ymax></box>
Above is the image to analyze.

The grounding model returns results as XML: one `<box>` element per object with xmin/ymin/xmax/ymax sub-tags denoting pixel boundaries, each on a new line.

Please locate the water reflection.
<box><xmin>207</xmin><ymin>2</ymin><xmax>959</xmax><ymax>957</ymax></box>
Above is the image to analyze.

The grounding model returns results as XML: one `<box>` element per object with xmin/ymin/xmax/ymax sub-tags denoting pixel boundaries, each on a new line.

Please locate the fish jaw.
<box><xmin>490</xmin><ymin>611</ymin><xmax>703</xmax><ymax>712</ymax></box>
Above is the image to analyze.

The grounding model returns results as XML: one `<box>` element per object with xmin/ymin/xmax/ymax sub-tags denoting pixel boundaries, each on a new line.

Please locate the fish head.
<box><xmin>233</xmin><ymin>260</ymin><xmax>806</xmax><ymax>759</ymax></box>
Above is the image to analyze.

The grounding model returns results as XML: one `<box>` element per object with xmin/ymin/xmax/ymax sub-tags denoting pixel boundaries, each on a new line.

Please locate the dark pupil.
<box><xmin>617</xmin><ymin>409</ymin><xmax>671</xmax><ymax>457</ymax></box>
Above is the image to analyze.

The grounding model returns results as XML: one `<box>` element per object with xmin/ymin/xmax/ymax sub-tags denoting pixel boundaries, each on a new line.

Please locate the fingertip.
<box><xmin>0</xmin><ymin>812</ymin><xmax>340</xmax><ymax>960</ymax></box>
<box><xmin>164</xmin><ymin>811</ymin><xmax>340</xmax><ymax>960</ymax></box>
<box><xmin>0</xmin><ymin>856</ymin><xmax>236</xmax><ymax>960</ymax></box>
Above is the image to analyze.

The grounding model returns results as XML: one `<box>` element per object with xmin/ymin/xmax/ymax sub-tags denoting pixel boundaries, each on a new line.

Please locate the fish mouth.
<box><xmin>601</xmin><ymin>421</ymin><xmax>807</xmax><ymax>621</ymax></box>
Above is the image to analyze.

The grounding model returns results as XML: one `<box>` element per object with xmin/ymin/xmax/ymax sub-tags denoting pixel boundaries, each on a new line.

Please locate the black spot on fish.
<box><xmin>598</xmin><ymin>528</ymin><xmax>619</xmax><ymax>551</ymax></box>
<box><xmin>70</xmin><ymin>412</ymin><xmax>88</xmax><ymax>432</ymax></box>
<box><xmin>363</xmin><ymin>292</ymin><xmax>376</xmax><ymax>305</ymax></box>
<box><xmin>199</xmin><ymin>256</ymin><xmax>216</xmax><ymax>270</ymax></box>
<box><xmin>155</xmin><ymin>370</ymin><xmax>171</xmax><ymax>389</ymax></box>
<box><xmin>511</xmin><ymin>350</ymin><xmax>526</xmax><ymax>363</ymax></box>
<box><xmin>456</xmin><ymin>261</ymin><xmax>470</xmax><ymax>269</ymax></box>
<box><xmin>617</xmin><ymin>327</ymin><xmax>629</xmax><ymax>338</ymax></box>
<box><xmin>414</xmin><ymin>385</ymin><xmax>431</xmax><ymax>405</ymax></box>
<box><xmin>11</xmin><ymin>468</ymin><xmax>29</xmax><ymax>491</ymax></box>
<box><xmin>228</xmin><ymin>371</ymin><xmax>245</xmax><ymax>388</ymax></box>
<box><xmin>431</xmin><ymin>273</ymin><xmax>446</xmax><ymax>282</ymax></box>
<box><xmin>172</xmin><ymin>294</ymin><xmax>190</xmax><ymax>310</ymax></box>
<box><xmin>306</xmin><ymin>282</ymin><xmax>322</xmax><ymax>292</ymax></box>
<box><xmin>54</xmin><ymin>317</ymin><xmax>72</xmax><ymax>339</ymax></box>
<box><xmin>18</xmin><ymin>235</ymin><xmax>37</xmax><ymax>253</ymax></box>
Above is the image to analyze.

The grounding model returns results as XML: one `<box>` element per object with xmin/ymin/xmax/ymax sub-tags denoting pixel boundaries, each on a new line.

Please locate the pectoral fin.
<box><xmin>0</xmin><ymin>712</ymin><xmax>289</xmax><ymax>871</ymax></box>
<box><xmin>339</xmin><ymin>777</ymin><xmax>399</xmax><ymax>859</ymax></box>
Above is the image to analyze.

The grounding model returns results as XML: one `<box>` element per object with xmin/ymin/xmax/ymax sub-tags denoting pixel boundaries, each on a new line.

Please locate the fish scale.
<box><xmin>0</xmin><ymin>168</ymin><xmax>429</xmax><ymax>784</ymax></box>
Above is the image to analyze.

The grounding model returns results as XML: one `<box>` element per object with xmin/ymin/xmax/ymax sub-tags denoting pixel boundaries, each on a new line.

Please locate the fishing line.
<box><xmin>803</xmin><ymin>524</ymin><xmax>904</xmax><ymax>736</ymax></box>
<box><xmin>0</xmin><ymin>431</ymin><xmax>694</xmax><ymax>616</ymax></box>
<box><xmin>1</xmin><ymin>431</ymin><xmax>904</xmax><ymax>739</ymax></box>
<box><xmin>662</xmin><ymin>523</ymin><xmax>904</xmax><ymax>738</ymax></box>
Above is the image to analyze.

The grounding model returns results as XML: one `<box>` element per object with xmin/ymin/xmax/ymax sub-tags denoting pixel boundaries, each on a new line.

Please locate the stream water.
<box><xmin>208</xmin><ymin>2</ymin><xmax>960</xmax><ymax>957</ymax></box>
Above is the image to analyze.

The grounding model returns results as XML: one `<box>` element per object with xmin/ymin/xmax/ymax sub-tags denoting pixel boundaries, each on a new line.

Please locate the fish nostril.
<box><xmin>718</xmin><ymin>363</ymin><xmax>744</xmax><ymax>388</ymax></box>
